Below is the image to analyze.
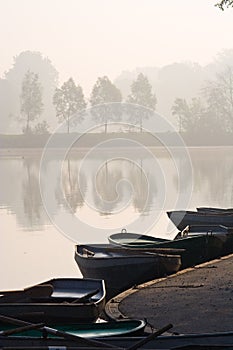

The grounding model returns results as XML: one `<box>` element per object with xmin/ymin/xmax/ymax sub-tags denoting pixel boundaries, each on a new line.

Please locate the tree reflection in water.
<box><xmin>92</xmin><ymin>159</ymin><xmax>158</xmax><ymax>217</ymax></box>
<box><xmin>58</xmin><ymin>159</ymin><xmax>87</xmax><ymax>213</ymax></box>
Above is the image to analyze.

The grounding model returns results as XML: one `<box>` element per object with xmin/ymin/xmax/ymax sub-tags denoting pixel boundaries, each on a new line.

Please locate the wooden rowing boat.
<box><xmin>1</xmin><ymin>330</ymin><xmax>233</xmax><ymax>348</ymax></box>
<box><xmin>0</xmin><ymin>318</ymin><xmax>146</xmax><ymax>338</ymax></box>
<box><xmin>108</xmin><ymin>228</ymin><xmax>227</xmax><ymax>269</ymax></box>
<box><xmin>74</xmin><ymin>244</ymin><xmax>181</xmax><ymax>299</ymax></box>
<box><xmin>0</xmin><ymin>278</ymin><xmax>106</xmax><ymax>324</ymax></box>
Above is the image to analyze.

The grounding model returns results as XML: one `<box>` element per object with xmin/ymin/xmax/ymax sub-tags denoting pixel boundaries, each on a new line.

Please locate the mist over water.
<box><xmin>1</xmin><ymin>0</ymin><xmax>233</xmax><ymax>300</ymax></box>
<box><xmin>1</xmin><ymin>147</ymin><xmax>233</xmax><ymax>290</ymax></box>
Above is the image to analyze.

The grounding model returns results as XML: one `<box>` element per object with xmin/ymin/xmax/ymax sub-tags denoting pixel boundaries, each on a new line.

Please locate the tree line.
<box><xmin>172</xmin><ymin>66</ymin><xmax>233</xmax><ymax>134</ymax></box>
<box><xmin>19</xmin><ymin>66</ymin><xmax>233</xmax><ymax>136</ymax></box>
<box><xmin>19</xmin><ymin>70</ymin><xmax>156</xmax><ymax>134</ymax></box>
<box><xmin>2</xmin><ymin>50</ymin><xmax>233</xmax><ymax>136</ymax></box>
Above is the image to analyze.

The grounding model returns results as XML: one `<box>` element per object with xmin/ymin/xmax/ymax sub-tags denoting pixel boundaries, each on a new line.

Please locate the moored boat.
<box><xmin>108</xmin><ymin>228</ymin><xmax>227</xmax><ymax>269</ymax></box>
<box><xmin>74</xmin><ymin>244</ymin><xmax>181</xmax><ymax>299</ymax></box>
<box><xmin>0</xmin><ymin>318</ymin><xmax>146</xmax><ymax>338</ymax></box>
<box><xmin>0</xmin><ymin>278</ymin><xmax>106</xmax><ymax>324</ymax></box>
<box><xmin>167</xmin><ymin>210</ymin><xmax>233</xmax><ymax>231</ymax></box>
<box><xmin>108</xmin><ymin>230</ymin><xmax>170</xmax><ymax>248</ymax></box>
<box><xmin>1</xmin><ymin>330</ymin><xmax>233</xmax><ymax>348</ymax></box>
<box><xmin>197</xmin><ymin>206</ymin><xmax>233</xmax><ymax>214</ymax></box>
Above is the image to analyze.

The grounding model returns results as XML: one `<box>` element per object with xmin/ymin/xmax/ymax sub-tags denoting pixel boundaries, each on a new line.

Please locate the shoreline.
<box><xmin>1</xmin><ymin>145</ymin><xmax>233</xmax><ymax>158</ymax></box>
<box><xmin>105</xmin><ymin>254</ymin><xmax>233</xmax><ymax>334</ymax></box>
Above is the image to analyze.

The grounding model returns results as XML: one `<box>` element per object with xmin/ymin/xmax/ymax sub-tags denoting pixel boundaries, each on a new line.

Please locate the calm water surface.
<box><xmin>1</xmin><ymin>147</ymin><xmax>233</xmax><ymax>290</ymax></box>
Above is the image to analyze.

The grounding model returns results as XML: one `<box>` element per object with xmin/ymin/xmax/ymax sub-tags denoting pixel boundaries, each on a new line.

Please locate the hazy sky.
<box><xmin>1</xmin><ymin>0</ymin><xmax>233</xmax><ymax>92</ymax></box>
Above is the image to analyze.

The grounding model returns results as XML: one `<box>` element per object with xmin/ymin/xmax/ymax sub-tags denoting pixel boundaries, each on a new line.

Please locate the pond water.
<box><xmin>1</xmin><ymin>146</ymin><xmax>233</xmax><ymax>290</ymax></box>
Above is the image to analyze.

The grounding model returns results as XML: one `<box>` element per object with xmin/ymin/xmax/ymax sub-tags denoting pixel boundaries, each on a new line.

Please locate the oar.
<box><xmin>0</xmin><ymin>315</ymin><xmax>119</xmax><ymax>349</ymax></box>
<box><xmin>0</xmin><ymin>285</ymin><xmax>53</xmax><ymax>303</ymax></box>
<box><xmin>0</xmin><ymin>323</ymin><xmax>44</xmax><ymax>336</ymax></box>
<box><xmin>126</xmin><ymin>323</ymin><xmax>173</xmax><ymax>350</ymax></box>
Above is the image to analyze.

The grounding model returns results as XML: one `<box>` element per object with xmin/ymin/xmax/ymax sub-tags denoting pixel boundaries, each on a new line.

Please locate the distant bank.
<box><xmin>0</xmin><ymin>132</ymin><xmax>233</xmax><ymax>149</ymax></box>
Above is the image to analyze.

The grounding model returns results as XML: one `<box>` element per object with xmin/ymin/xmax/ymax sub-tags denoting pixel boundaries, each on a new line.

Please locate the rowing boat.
<box><xmin>75</xmin><ymin>244</ymin><xmax>181</xmax><ymax>299</ymax></box>
<box><xmin>0</xmin><ymin>278</ymin><xmax>106</xmax><ymax>324</ymax></box>
<box><xmin>167</xmin><ymin>210</ymin><xmax>233</xmax><ymax>231</ymax></box>
<box><xmin>108</xmin><ymin>228</ymin><xmax>226</xmax><ymax>269</ymax></box>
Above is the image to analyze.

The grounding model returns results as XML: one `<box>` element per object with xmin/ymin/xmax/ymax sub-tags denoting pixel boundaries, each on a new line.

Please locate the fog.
<box><xmin>0</xmin><ymin>0</ymin><xmax>233</xmax><ymax>135</ymax></box>
<box><xmin>1</xmin><ymin>0</ymin><xmax>233</xmax><ymax>291</ymax></box>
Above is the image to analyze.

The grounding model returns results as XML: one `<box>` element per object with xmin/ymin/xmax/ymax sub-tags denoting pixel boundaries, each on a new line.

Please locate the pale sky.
<box><xmin>0</xmin><ymin>0</ymin><xmax>233</xmax><ymax>92</ymax></box>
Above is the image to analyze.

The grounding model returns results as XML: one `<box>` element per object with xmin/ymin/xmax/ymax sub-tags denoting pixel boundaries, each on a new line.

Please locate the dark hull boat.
<box><xmin>108</xmin><ymin>228</ymin><xmax>228</xmax><ymax>269</ymax></box>
<box><xmin>0</xmin><ymin>318</ymin><xmax>146</xmax><ymax>338</ymax></box>
<box><xmin>75</xmin><ymin>244</ymin><xmax>181</xmax><ymax>299</ymax></box>
<box><xmin>178</xmin><ymin>224</ymin><xmax>233</xmax><ymax>256</ymax></box>
<box><xmin>0</xmin><ymin>278</ymin><xmax>106</xmax><ymax>324</ymax></box>
<box><xmin>167</xmin><ymin>210</ymin><xmax>233</xmax><ymax>231</ymax></box>
<box><xmin>197</xmin><ymin>206</ymin><xmax>233</xmax><ymax>214</ymax></box>
<box><xmin>1</xmin><ymin>331</ymin><xmax>233</xmax><ymax>349</ymax></box>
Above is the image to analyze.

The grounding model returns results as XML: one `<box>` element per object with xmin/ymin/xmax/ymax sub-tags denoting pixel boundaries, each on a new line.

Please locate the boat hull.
<box><xmin>1</xmin><ymin>331</ymin><xmax>233</xmax><ymax>348</ymax></box>
<box><xmin>75</xmin><ymin>244</ymin><xmax>181</xmax><ymax>299</ymax></box>
<box><xmin>0</xmin><ymin>278</ymin><xmax>106</xmax><ymax>324</ymax></box>
<box><xmin>158</xmin><ymin>234</ymin><xmax>224</xmax><ymax>268</ymax></box>
<box><xmin>0</xmin><ymin>319</ymin><xmax>146</xmax><ymax>338</ymax></box>
<box><xmin>197</xmin><ymin>207</ymin><xmax>233</xmax><ymax>213</ymax></box>
<box><xmin>108</xmin><ymin>230</ymin><xmax>227</xmax><ymax>269</ymax></box>
<box><xmin>167</xmin><ymin>210</ymin><xmax>233</xmax><ymax>231</ymax></box>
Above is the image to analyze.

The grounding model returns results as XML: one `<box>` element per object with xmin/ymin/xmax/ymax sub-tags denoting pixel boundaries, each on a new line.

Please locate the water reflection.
<box><xmin>57</xmin><ymin>159</ymin><xmax>87</xmax><ymax>213</ymax></box>
<box><xmin>0</xmin><ymin>148</ymin><xmax>233</xmax><ymax>232</ymax></box>
<box><xmin>0</xmin><ymin>157</ymin><xmax>49</xmax><ymax>230</ymax></box>
<box><xmin>93</xmin><ymin>161</ymin><xmax>123</xmax><ymax>216</ymax></box>
<box><xmin>22</xmin><ymin>158</ymin><xmax>45</xmax><ymax>228</ymax></box>
<box><xmin>190</xmin><ymin>149</ymin><xmax>233</xmax><ymax>206</ymax></box>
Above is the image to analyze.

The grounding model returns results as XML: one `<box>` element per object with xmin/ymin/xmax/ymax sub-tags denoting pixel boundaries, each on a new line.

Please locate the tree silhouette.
<box><xmin>172</xmin><ymin>97</ymin><xmax>205</xmax><ymax>133</ymax></box>
<box><xmin>216</xmin><ymin>0</ymin><xmax>233</xmax><ymax>10</ymax></box>
<box><xmin>127</xmin><ymin>73</ymin><xmax>156</xmax><ymax>132</ymax></box>
<box><xmin>53</xmin><ymin>78</ymin><xmax>86</xmax><ymax>133</ymax></box>
<box><xmin>203</xmin><ymin>67</ymin><xmax>233</xmax><ymax>132</ymax></box>
<box><xmin>20</xmin><ymin>71</ymin><xmax>43</xmax><ymax>134</ymax></box>
<box><xmin>4</xmin><ymin>51</ymin><xmax>58</xmax><ymax>133</ymax></box>
<box><xmin>90</xmin><ymin>76</ymin><xmax>122</xmax><ymax>133</ymax></box>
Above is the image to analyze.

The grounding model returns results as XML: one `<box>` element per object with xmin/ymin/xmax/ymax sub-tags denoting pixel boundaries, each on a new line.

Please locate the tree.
<box><xmin>34</xmin><ymin>120</ymin><xmax>50</xmax><ymax>134</ymax></box>
<box><xmin>172</xmin><ymin>97</ymin><xmax>206</xmax><ymax>133</ymax></box>
<box><xmin>5</xmin><ymin>51</ymin><xmax>58</xmax><ymax>133</ymax></box>
<box><xmin>216</xmin><ymin>0</ymin><xmax>233</xmax><ymax>10</ymax></box>
<box><xmin>203</xmin><ymin>67</ymin><xmax>233</xmax><ymax>132</ymax></box>
<box><xmin>0</xmin><ymin>79</ymin><xmax>13</xmax><ymax>133</ymax></box>
<box><xmin>172</xmin><ymin>98</ymin><xmax>190</xmax><ymax>132</ymax></box>
<box><xmin>90</xmin><ymin>76</ymin><xmax>122</xmax><ymax>133</ymax></box>
<box><xmin>20</xmin><ymin>70</ymin><xmax>43</xmax><ymax>134</ymax></box>
<box><xmin>127</xmin><ymin>73</ymin><xmax>157</xmax><ymax>132</ymax></box>
<box><xmin>53</xmin><ymin>78</ymin><xmax>86</xmax><ymax>133</ymax></box>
